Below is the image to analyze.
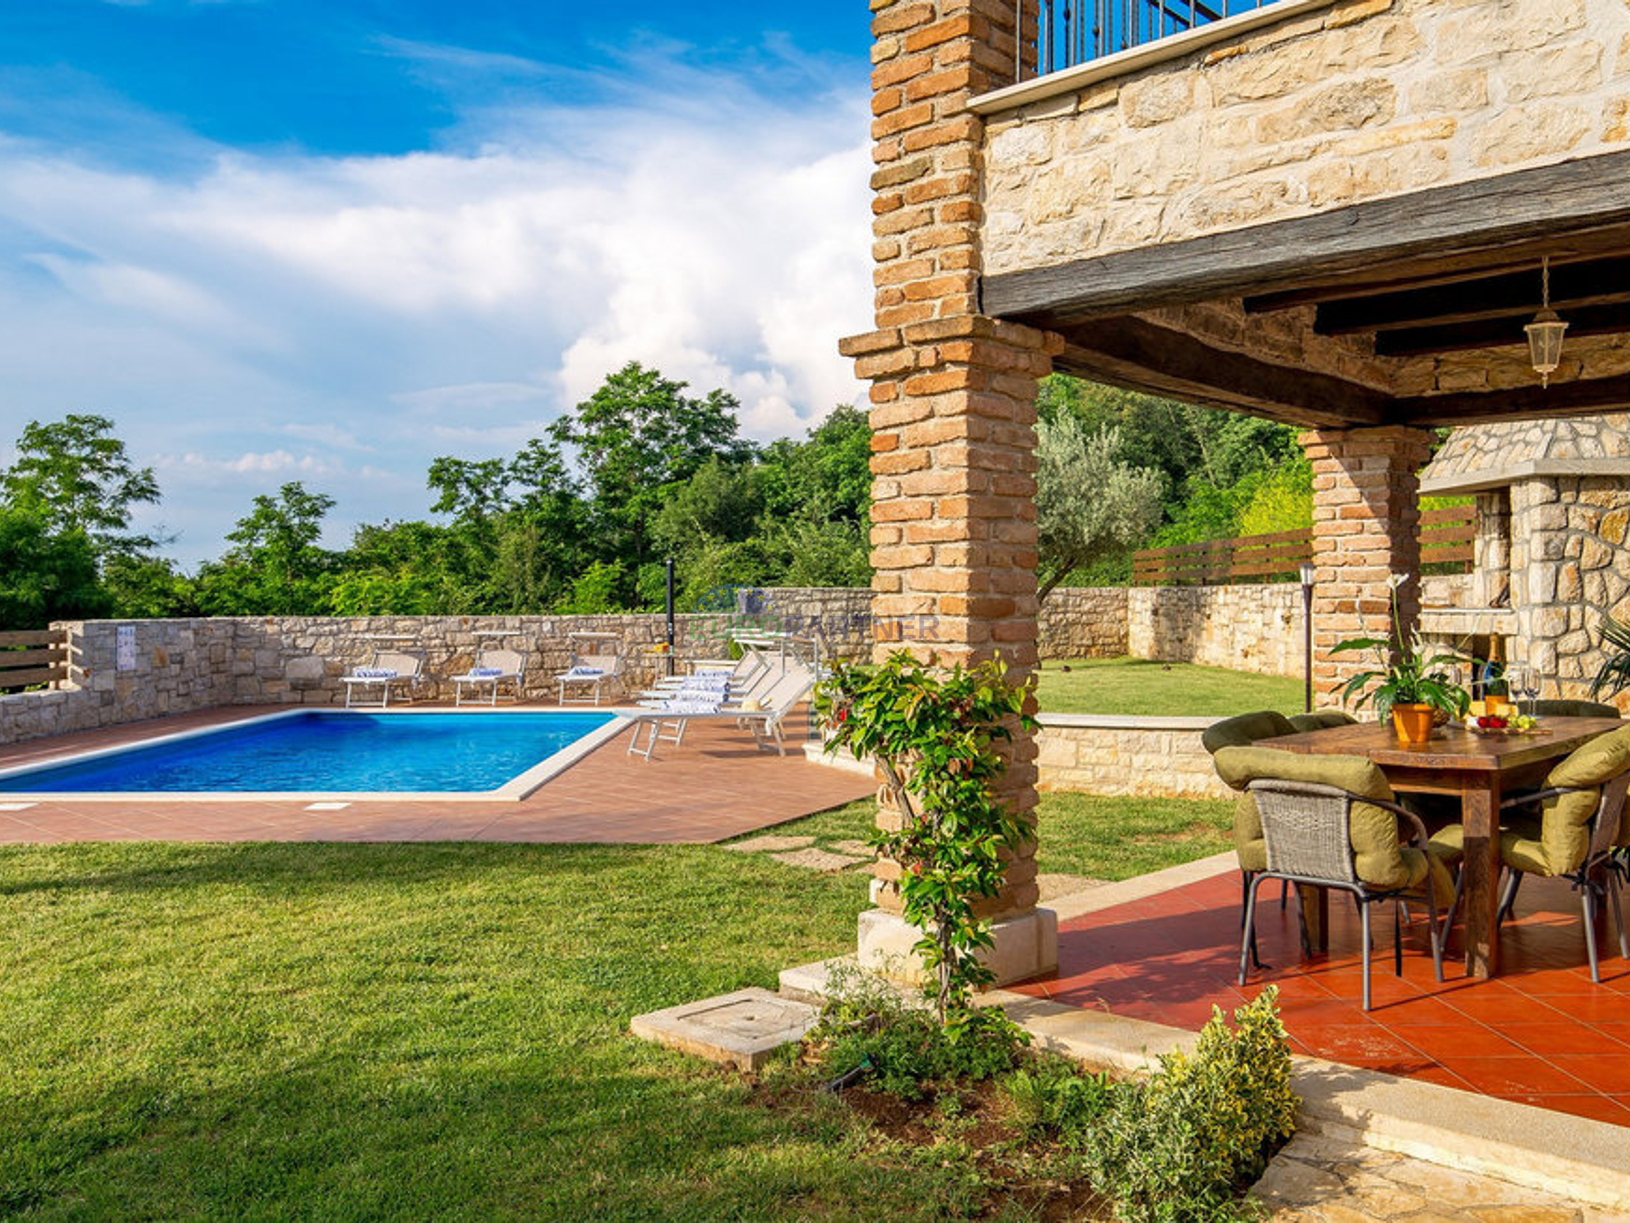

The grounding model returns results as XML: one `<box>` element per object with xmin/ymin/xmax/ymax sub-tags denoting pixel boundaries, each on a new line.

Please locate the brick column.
<box><xmin>837</xmin><ymin>0</ymin><xmax>1058</xmax><ymax>985</ymax></box>
<box><xmin>1301</xmin><ymin>427</ymin><xmax>1436</xmax><ymax>702</ymax></box>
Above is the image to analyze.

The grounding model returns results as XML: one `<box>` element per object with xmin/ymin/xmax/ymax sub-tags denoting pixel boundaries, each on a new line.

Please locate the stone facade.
<box><xmin>1127</xmin><ymin>583</ymin><xmax>1304</xmax><ymax>678</ymax></box>
<box><xmin>1035</xmin><ymin>714</ymin><xmax>1231</xmax><ymax>799</ymax></box>
<box><xmin>981</xmin><ymin>0</ymin><xmax>1630</xmax><ymax>272</ymax></box>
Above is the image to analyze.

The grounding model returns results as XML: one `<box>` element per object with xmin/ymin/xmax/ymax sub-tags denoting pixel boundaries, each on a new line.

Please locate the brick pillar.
<box><xmin>837</xmin><ymin>0</ymin><xmax>1058</xmax><ymax>985</ymax></box>
<box><xmin>1301</xmin><ymin>427</ymin><xmax>1436</xmax><ymax>703</ymax></box>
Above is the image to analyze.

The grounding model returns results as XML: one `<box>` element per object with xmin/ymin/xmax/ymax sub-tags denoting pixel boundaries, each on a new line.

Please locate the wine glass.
<box><xmin>1520</xmin><ymin>665</ymin><xmax>1542</xmax><ymax>719</ymax></box>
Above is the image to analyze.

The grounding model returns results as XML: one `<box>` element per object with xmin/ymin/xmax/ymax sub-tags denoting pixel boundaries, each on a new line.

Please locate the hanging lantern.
<box><xmin>1524</xmin><ymin>255</ymin><xmax>1568</xmax><ymax>388</ymax></box>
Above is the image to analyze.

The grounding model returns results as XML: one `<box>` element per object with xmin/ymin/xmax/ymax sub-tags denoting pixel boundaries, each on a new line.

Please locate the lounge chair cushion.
<box><xmin>1287</xmin><ymin>710</ymin><xmax>1358</xmax><ymax>733</ymax></box>
<box><xmin>1531</xmin><ymin>699</ymin><xmax>1622</xmax><ymax>719</ymax></box>
<box><xmin>352</xmin><ymin>668</ymin><xmax>397</xmax><ymax>679</ymax></box>
<box><xmin>1201</xmin><ymin>710</ymin><xmax>1297</xmax><ymax>757</ymax></box>
<box><xmin>1215</xmin><ymin>746</ymin><xmax>1441</xmax><ymax>896</ymax></box>
<box><xmin>1503</xmin><ymin>725</ymin><xmax>1630</xmax><ymax>873</ymax></box>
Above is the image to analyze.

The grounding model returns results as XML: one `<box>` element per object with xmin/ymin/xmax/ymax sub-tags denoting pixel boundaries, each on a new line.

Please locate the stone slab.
<box><xmin>769</xmin><ymin>848</ymin><xmax>867</xmax><ymax>873</ymax></box>
<box><xmin>722</xmin><ymin>835</ymin><xmax>815</xmax><ymax>853</ymax></box>
<box><xmin>630</xmin><ymin>987</ymin><xmax>820</xmax><ymax>1072</ymax></box>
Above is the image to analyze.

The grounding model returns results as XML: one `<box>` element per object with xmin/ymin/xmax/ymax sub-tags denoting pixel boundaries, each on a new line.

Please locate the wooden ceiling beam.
<box><xmin>1388</xmin><ymin>376</ymin><xmax>1630</xmax><ymax>427</ymax></box>
<box><xmin>1044</xmin><ymin>315</ymin><xmax>1388</xmax><ymax>429</ymax></box>
<box><xmin>1239</xmin><ymin>227</ymin><xmax>1630</xmax><ymax>313</ymax></box>
<box><xmin>982</xmin><ymin>150</ymin><xmax>1630</xmax><ymax>323</ymax></box>
<box><xmin>1314</xmin><ymin>255</ymin><xmax>1630</xmax><ymax>335</ymax></box>
<box><xmin>1375</xmin><ymin>302</ymin><xmax>1630</xmax><ymax>357</ymax></box>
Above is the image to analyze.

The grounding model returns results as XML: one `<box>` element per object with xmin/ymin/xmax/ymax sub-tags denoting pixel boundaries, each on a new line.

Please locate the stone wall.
<box><xmin>1127</xmin><ymin>583</ymin><xmax>1305</xmax><ymax>677</ymax></box>
<box><xmin>1035</xmin><ymin>714</ymin><xmax>1231</xmax><ymax>799</ymax></box>
<box><xmin>1038</xmin><ymin>586</ymin><xmax>1129</xmax><ymax>658</ymax></box>
<box><xmin>982</xmin><ymin>0</ymin><xmax>1630</xmax><ymax>272</ymax></box>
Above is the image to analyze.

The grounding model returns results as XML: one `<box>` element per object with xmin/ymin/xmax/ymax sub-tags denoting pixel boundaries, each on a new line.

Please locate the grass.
<box><xmin>1036</xmin><ymin>657</ymin><xmax>1305</xmax><ymax>718</ymax></box>
<box><xmin>0</xmin><ymin>793</ymin><xmax>1229</xmax><ymax>1219</ymax></box>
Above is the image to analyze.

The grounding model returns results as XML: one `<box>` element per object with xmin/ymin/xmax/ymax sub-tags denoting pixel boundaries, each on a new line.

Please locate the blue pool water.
<box><xmin>0</xmin><ymin>711</ymin><xmax>617</xmax><ymax>793</ymax></box>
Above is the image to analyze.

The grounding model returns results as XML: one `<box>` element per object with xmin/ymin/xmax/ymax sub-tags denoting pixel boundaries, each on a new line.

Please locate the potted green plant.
<box><xmin>1330</xmin><ymin>574</ymin><xmax>1470</xmax><ymax>743</ymax></box>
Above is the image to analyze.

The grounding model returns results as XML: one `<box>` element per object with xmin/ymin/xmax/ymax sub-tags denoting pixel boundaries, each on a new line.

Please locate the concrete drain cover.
<box><xmin>631</xmin><ymin>987</ymin><xmax>820</xmax><ymax>1071</ymax></box>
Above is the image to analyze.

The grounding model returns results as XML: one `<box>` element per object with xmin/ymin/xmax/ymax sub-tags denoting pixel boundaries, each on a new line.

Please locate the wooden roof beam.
<box><xmin>982</xmin><ymin>150</ymin><xmax>1630</xmax><ymax>323</ymax></box>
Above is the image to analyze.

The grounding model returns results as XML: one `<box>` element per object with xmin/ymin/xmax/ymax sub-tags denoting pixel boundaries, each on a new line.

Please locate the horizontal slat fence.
<box><xmin>1132</xmin><ymin>505</ymin><xmax>1475</xmax><ymax>586</ymax></box>
<box><xmin>0</xmin><ymin>628</ymin><xmax>68</xmax><ymax>692</ymax></box>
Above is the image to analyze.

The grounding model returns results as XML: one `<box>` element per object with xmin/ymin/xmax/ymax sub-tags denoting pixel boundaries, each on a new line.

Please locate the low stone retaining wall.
<box><xmin>1035</xmin><ymin>713</ymin><xmax>1231</xmax><ymax>800</ymax></box>
<box><xmin>1038</xmin><ymin>586</ymin><xmax>1129</xmax><ymax>658</ymax></box>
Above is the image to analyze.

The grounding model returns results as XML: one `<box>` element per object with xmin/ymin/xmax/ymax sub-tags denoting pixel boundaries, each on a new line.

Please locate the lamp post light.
<box><xmin>1299</xmin><ymin>561</ymin><xmax>1316</xmax><ymax>713</ymax></box>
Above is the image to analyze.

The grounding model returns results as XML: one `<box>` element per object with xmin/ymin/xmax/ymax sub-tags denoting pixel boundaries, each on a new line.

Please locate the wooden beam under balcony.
<box><xmin>1050</xmin><ymin>316</ymin><xmax>1386</xmax><ymax>429</ymax></box>
<box><xmin>1388</xmin><ymin>376</ymin><xmax>1630</xmax><ymax>427</ymax></box>
<box><xmin>981</xmin><ymin>149</ymin><xmax>1630</xmax><ymax>323</ymax></box>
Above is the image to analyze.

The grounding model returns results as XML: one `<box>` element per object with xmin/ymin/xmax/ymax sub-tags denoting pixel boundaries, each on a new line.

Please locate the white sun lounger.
<box><xmin>556</xmin><ymin>632</ymin><xmax>624</xmax><ymax>705</ymax></box>
<box><xmin>340</xmin><ymin>649</ymin><xmax>425</xmax><ymax>708</ymax></box>
<box><xmin>452</xmin><ymin>646</ymin><xmax>528</xmax><ymax>706</ymax></box>
<box><xmin>625</xmin><ymin>661</ymin><xmax>816</xmax><ymax>760</ymax></box>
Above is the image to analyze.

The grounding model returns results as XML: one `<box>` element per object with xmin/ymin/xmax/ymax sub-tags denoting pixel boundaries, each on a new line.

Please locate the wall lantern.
<box><xmin>1524</xmin><ymin>255</ymin><xmax>1568</xmax><ymax>387</ymax></box>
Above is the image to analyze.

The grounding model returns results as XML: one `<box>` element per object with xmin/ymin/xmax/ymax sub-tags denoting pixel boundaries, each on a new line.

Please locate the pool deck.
<box><xmin>0</xmin><ymin>706</ymin><xmax>874</xmax><ymax>844</ymax></box>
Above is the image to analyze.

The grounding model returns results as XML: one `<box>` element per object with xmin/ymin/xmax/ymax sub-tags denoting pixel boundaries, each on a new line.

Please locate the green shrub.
<box><xmin>1003</xmin><ymin>1056</ymin><xmax>1115</xmax><ymax>1137</ymax></box>
<box><xmin>1077</xmin><ymin>988</ymin><xmax>1297</xmax><ymax>1222</ymax></box>
<box><xmin>808</xmin><ymin>973</ymin><xmax>1028</xmax><ymax>1101</ymax></box>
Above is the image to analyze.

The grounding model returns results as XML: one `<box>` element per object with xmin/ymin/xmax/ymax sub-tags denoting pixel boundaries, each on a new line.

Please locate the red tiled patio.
<box><xmin>1013</xmin><ymin>858</ymin><xmax>1630</xmax><ymax>1130</ymax></box>
<box><xmin>0</xmin><ymin>707</ymin><xmax>873</xmax><ymax>845</ymax></box>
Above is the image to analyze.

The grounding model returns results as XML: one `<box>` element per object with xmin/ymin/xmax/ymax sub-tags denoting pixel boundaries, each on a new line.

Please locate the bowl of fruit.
<box><xmin>1464</xmin><ymin>712</ymin><xmax>1539</xmax><ymax>735</ymax></box>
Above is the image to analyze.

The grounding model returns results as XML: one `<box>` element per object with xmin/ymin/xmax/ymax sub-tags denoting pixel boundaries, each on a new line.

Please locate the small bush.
<box><xmin>1003</xmin><ymin>1057</ymin><xmax>1116</xmax><ymax>1137</ymax></box>
<box><xmin>1076</xmin><ymin>987</ymin><xmax>1297</xmax><ymax>1222</ymax></box>
<box><xmin>807</xmin><ymin>974</ymin><xmax>1028</xmax><ymax>1101</ymax></box>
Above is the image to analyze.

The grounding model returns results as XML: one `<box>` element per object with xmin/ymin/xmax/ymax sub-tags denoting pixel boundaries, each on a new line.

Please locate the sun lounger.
<box><xmin>341</xmin><ymin>649</ymin><xmax>425</xmax><ymax>708</ymax></box>
<box><xmin>452</xmin><ymin>646</ymin><xmax>528</xmax><ymax>706</ymax></box>
<box><xmin>556</xmin><ymin>632</ymin><xmax>624</xmax><ymax>705</ymax></box>
<box><xmin>625</xmin><ymin>660</ymin><xmax>816</xmax><ymax>760</ymax></box>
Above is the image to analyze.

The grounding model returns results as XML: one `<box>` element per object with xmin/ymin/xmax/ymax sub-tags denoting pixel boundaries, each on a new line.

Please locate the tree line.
<box><xmin>0</xmin><ymin>364</ymin><xmax>1309</xmax><ymax>630</ymax></box>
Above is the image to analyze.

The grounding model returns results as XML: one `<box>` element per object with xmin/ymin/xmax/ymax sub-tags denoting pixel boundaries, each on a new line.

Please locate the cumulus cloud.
<box><xmin>0</xmin><ymin>41</ymin><xmax>873</xmax><ymax>565</ymax></box>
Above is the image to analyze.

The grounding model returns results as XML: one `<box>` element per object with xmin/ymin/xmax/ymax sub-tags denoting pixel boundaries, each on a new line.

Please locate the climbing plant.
<box><xmin>816</xmin><ymin>652</ymin><xmax>1036</xmax><ymax>1027</ymax></box>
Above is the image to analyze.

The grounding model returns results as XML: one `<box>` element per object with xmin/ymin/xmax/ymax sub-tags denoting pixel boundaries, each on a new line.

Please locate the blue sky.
<box><xmin>0</xmin><ymin>1</ymin><xmax>874</xmax><ymax>566</ymax></box>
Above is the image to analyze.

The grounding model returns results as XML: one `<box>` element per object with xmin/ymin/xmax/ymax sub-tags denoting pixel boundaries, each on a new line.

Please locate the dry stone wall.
<box><xmin>982</xmin><ymin>0</ymin><xmax>1630</xmax><ymax>272</ymax></box>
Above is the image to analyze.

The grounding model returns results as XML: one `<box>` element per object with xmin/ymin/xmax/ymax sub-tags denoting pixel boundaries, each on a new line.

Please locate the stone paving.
<box><xmin>1254</xmin><ymin>1132</ymin><xmax>1618</xmax><ymax>1221</ymax></box>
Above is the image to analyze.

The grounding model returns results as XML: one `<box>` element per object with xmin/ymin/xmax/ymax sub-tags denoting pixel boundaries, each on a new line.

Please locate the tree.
<box><xmin>0</xmin><ymin>507</ymin><xmax>106</xmax><ymax>630</ymax></box>
<box><xmin>547</xmin><ymin>362</ymin><xmax>755</xmax><ymax>596</ymax></box>
<box><xmin>1</xmin><ymin>414</ymin><xmax>160</xmax><ymax>555</ymax></box>
<box><xmin>196</xmin><ymin>482</ymin><xmax>337</xmax><ymax>615</ymax></box>
<box><xmin>1034</xmin><ymin>416</ymin><xmax>1164</xmax><ymax>601</ymax></box>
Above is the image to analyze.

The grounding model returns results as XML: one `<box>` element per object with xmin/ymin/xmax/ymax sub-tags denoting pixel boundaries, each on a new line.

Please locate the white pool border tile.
<box><xmin>0</xmin><ymin>707</ymin><xmax>631</xmax><ymax>804</ymax></box>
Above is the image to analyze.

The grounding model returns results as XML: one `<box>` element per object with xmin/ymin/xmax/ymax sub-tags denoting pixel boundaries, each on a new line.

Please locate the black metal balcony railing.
<box><xmin>1021</xmin><ymin>0</ymin><xmax>1289</xmax><ymax>79</ymax></box>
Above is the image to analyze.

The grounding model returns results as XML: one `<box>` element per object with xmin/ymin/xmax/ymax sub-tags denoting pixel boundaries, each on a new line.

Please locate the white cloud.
<box><xmin>0</xmin><ymin>46</ymin><xmax>874</xmax><ymax>566</ymax></box>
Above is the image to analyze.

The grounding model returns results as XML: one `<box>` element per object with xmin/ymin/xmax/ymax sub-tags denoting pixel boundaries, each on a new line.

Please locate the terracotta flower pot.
<box><xmin>1391</xmin><ymin>703</ymin><xmax>1435</xmax><ymax>744</ymax></box>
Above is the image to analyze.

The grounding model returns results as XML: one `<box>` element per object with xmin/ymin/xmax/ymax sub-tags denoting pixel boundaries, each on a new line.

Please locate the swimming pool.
<box><xmin>0</xmin><ymin>710</ymin><xmax>625</xmax><ymax>801</ymax></box>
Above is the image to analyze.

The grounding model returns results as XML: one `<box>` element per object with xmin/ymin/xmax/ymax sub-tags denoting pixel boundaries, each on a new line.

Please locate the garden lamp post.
<box><xmin>664</xmin><ymin>557</ymin><xmax>676</xmax><ymax>678</ymax></box>
<box><xmin>1299</xmin><ymin>562</ymin><xmax>1316</xmax><ymax>713</ymax></box>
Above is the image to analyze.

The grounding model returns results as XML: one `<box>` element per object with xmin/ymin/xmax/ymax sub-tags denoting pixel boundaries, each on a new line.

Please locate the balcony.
<box><xmin>1019</xmin><ymin>0</ymin><xmax>1300</xmax><ymax>83</ymax></box>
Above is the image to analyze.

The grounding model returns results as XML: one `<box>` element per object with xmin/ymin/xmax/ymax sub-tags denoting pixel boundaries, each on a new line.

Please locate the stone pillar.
<box><xmin>1301</xmin><ymin>427</ymin><xmax>1436</xmax><ymax>702</ymax></box>
<box><xmin>837</xmin><ymin>0</ymin><xmax>1058</xmax><ymax>986</ymax></box>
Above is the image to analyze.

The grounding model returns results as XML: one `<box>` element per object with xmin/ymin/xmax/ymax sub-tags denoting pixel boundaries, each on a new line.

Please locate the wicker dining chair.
<box><xmin>1219</xmin><ymin>749</ymin><xmax>1452</xmax><ymax>1011</ymax></box>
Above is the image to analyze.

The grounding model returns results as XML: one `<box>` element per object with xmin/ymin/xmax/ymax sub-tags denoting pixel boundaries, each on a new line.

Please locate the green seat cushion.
<box><xmin>1212</xmin><ymin>746</ymin><xmax>1430</xmax><ymax>893</ymax></box>
<box><xmin>1202</xmin><ymin>710</ymin><xmax>1297</xmax><ymax>757</ymax></box>
<box><xmin>1233</xmin><ymin>791</ymin><xmax>1267</xmax><ymax>872</ymax></box>
<box><xmin>1287</xmin><ymin>710</ymin><xmax>1358</xmax><ymax>733</ymax></box>
<box><xmin>1509</xmin><ymin>726</ymin><xmax>1630</xmax><ymax>874</ymax></box>
<box><xmin>1531</xmin><ymin>699</ymin><xmax>1622</xmax><ymax>719</ymax></box>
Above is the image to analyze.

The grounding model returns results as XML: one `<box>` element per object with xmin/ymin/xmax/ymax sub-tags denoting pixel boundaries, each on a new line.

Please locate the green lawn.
<box><xmin>1036</xmin><ymin>657</ymin><xmax>1305</xmax><ymax>718</ymax></box>
<box><xmin>0</xmin><ymin>795</ymin><xmax>1228</xmax><ymax>1219</ymax></box>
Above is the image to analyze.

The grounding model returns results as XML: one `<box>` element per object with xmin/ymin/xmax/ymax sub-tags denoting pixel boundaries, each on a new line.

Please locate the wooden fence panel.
<box><xmin>1132</xmin><ymin>505</ymin><xmax>1475</xmax><ymax>586</ymax></box>
<box><xmin>0</xmin><ymin>627</ymin><xmax>67</xmax><ymax>692</ymax></box>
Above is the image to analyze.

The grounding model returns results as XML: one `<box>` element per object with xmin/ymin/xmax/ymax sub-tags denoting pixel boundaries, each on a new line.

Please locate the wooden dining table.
<box><xmin>1269</xmin><ymin>715</ymin><xmax>1624</xmax><ymax>979</ymax></box>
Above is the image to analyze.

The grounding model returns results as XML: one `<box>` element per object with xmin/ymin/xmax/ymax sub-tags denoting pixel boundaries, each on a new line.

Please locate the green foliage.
<box><xmin>0</xmin><ymin>413</ymin><xmax>160</xmax><ymax>555</ymax></box>
<box><xmin>555</xmin><ymin>560</ymin><xmax>626</xmax><ymax>614</ymax></box>
<box><xmin>1331</xmin><ymin>576</ymin><xmax>1470</xmax><ymax>719</ymax></box>
<box><xmin>1003</xmin><ymin>1057</ymin><xmax>1116</xmax><ymax>1137</ymax></box>
<box><xmin>1234</xmin><ymin>453</ymin><xmax>1312</xmax><ymax>538</ymax></box>
<box><xmin>1074</xmin><ymin>989</ymin><xmax>1297</xmax><ymax>1222</ymax></box>
<box><xmin>817</xmin><ymin>653</ymin><xmax>1036</xmax><ymax>1024</ymax></box>
<box><xmin>195</xmin><ymin>482</ymin><xmax>338</xmax><ymax>616</ymax></box>
<box><xmin>1591</xmin><ymin>613</ymin><xmax>1630</xmax><ymax>700</ymax></box>
<box><xmin>1035</xmin><ymin>416</ymin><xmax>1164</xmax><ymax>600</ymax></box>
<box><xmin>0</xmin><ymin>507</ymin><xmax>106</xmax><ymax>630</ymax></box>
<box><xmin>809</xmin><ymin>974</ymin><xmax>1028</xmax><ymax>1101</ymax></box>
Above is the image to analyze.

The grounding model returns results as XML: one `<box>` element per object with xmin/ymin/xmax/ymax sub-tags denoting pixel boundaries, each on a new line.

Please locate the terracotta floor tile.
<box><xmin>1435</xmin><ymin>1056</ymin><xmax>1596</xmax><ymax>1097</ymax></box>
<box><xmin>1499</xmin><ymin>1020</ymin><xmax>1630</xmax><ymax>1057</ymax></box>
